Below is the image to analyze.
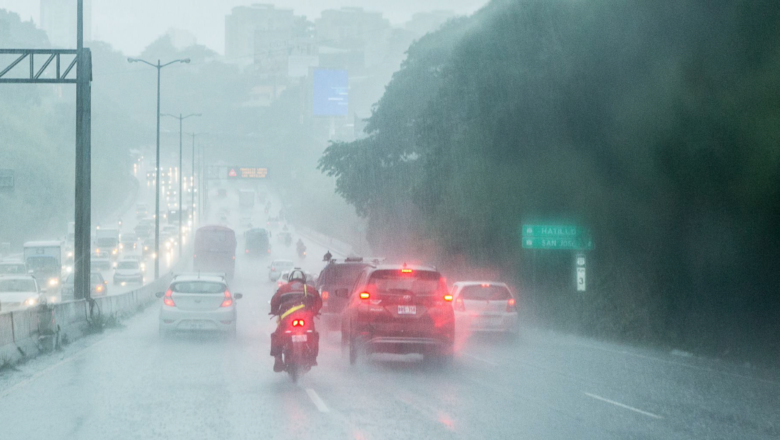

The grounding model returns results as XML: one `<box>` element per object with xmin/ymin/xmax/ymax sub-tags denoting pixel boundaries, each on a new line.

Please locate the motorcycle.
<box><xmin>273</xmin><ymin>304</ymin><xmax>319</xmax><ymax>382</ymax></box>
<box><xmin>297</xmin><ymin>244</ymin><xmax>307</xmax><ymax>259</ymax></box>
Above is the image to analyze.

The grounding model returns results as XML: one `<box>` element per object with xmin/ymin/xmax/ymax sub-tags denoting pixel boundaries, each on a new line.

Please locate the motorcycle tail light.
<box><xmin>292</xmin><ymin>319</ymin><xmax>305</xmax><ymax>327</ymax></box>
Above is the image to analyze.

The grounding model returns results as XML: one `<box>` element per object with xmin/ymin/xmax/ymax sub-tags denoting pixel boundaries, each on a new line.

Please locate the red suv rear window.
<box><xmin>368</xmin><ymin>270</ymin><xmax>444</xmax><ymax>296</ymax></box>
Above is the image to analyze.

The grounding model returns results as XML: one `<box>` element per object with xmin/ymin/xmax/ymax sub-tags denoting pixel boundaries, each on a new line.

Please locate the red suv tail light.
<box><xmin>454</xmin><ymin>297</ymin><xmax>465</xmax><ymax>311</ymax></box>
<box><xmin>443</xmin><ymin>294</ymin><xmax>453</xmax><ymax>302</ymax></box>
<box><xmin>163</xmin><ymin>289</ymin><xmax>175</xmax><ymax>307</ymax></box>
<box><xmin>507</xmin><ymin>298</ymin><xmax>517</xmax><ymax>312</ymax></box>
<box><xmin>221</xmin><ymin>290</ymin><xmax>233</xmax><ymax>307</ymax></box>
<box><xmin>359</xmin><ymin>292</ymin><xmax>370</xmax><ymax>300</ymax></box>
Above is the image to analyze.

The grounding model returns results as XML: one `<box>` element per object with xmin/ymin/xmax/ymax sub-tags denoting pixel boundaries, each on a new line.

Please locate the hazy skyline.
<box><xmin>0</xmin><ymin>0</ymin><xmax>488</xmax><ymax>55</ymax></box>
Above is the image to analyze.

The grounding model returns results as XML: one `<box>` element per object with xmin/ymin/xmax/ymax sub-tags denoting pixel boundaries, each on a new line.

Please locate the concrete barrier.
<box><xmin>0</xmin><ymin>273</ymin><xmax>173</xmax><ymax>367</ymax></box>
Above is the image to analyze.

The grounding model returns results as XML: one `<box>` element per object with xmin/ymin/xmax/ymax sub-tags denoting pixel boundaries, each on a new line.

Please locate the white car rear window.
<box><xmin>172</xmin><ymin>281</ymin><xmax>226</xmax><ymax>294</ymax></box>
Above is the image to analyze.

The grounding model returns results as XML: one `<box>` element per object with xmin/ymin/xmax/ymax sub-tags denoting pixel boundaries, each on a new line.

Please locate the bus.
<box><xmin>194</xmin><ymin>225</ymin><xmax>236</xmax><ymax>279</ymax></box>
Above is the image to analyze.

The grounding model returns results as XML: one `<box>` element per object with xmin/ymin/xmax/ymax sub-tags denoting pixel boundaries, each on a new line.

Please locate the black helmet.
<box><xmin>288</xmin><ymin>268</ymin><xmax>306</xmax><ymax>284</ymax></box>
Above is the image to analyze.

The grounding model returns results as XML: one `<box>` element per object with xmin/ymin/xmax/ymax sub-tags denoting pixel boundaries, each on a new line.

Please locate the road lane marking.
<box><xmin>306</xmin><ymin>388</ymin><xmax>330</xmax><ymax>413</ymax></box>
<box><xmin>583</xmin><ymin>392</ymin><xmax>663</xmax><ymax>419</ymax></box>
<box><xmin>462</xmin><ymin>352</ymin><xmax>499</xmax><ymax>366</ymax></box>
<box><xmin>0</xmin><ymin>337</ymin><xmax>111</xmax><ymax>399</ymax></box>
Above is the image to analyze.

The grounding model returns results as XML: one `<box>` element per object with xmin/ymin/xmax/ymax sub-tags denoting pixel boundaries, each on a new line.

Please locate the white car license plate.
<box><xmin>292</xmin><ymin>334</ymin><xmax>307</xmax><ymax>343</ymax></box>
<box><xmin>398</xmin><ymin>305</ymin><xmax>417</xmax><ymax>315</ymax></box>
<box><xmin>188</xmin><ymin>322</ymin><xmax>205</xmax><ymax>330</ymax></box>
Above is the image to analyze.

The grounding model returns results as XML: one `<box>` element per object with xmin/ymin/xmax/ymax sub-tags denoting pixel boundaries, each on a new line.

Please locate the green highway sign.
<box><xmin>522</xmin><ymin>237</ymin><xmax>594</xmax><ymax>250</ymax></box>
<box><xmin>521</xmin><ymin>224</ymin><xmax>584</xmax><ymax>238</ymax></box>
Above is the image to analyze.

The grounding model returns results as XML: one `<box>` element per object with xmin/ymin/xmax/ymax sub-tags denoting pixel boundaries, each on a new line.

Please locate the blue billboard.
<box><xmin>312</xmin><ymin>69</ymin><xmax>348</xmax><ymax>116</ymax></box>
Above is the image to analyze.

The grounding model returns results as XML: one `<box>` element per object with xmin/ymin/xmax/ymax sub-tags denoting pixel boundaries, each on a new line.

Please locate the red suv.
<box><xmin>341</xmin><ymin>264</ymin><xmax>455</xmax><ymax>365</ymax></box>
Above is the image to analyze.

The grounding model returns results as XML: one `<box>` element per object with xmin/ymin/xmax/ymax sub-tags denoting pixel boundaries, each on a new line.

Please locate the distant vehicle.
<box><xmin>239</xmin><ymin>189</ymin><xmax>255</xmax><ymax>210</ymax></box>
<box><xmin>120</xmin><ymin>233</ymin><xmax>138</xmax><ymax>251</ymax></box>
<box><xmin>141</xmin><ymin>238</ymin><xmax>155</xmax><ymax>256</ymax></box>
<box><xmin>113</xmin><ymin>259</ymin><xmax>144</xmax><ymax>285</ymax></box>
<box><xmin>276</xmin><ymin>269</ymin><xmax>317</xmax><ymax>288</ymax></box>
<box><xmin>341</xmin><ymin>264</ymin><xmax>455</xmax><ymax>365</ymax></box>
<box><xmin>134</xmin><ymin>222</ymin><xmax>153</xmax><ymax>239</ymax></box>
<box><xmin>136</xmin><ymin>204</ymin><xmax>148</xmax><ymax>219</ymax></box>
<box><xmin>0</xmin><ymin>275</ymin><xmax>41</xmax><ymax>311</ymax></box>
<box><xmin>268</xmin><ymin>259</ymin><xmax>294</xmax><ymax>281</ymax></box>
<box><xmin>316</xmin><ymin>257</ymin><xmax>372</xmax><ymax>330</ymax></box>
<box><xmin>266</xmin><ymin>216</ymin><xmax>281</xmax><ymax>228</ymax></box>
<box><xmin>23</xmin><ymin>241</ymin><xmax>63</xmax><ymax>291</ymax></box>
<box><xmin>0</xmin><ymin>260</ymin><xmax>27</xmax><ymax>275</ymax></box>
<box><xmin>244</xmin><ymin>228</ymin><xmax>271</xmax><ymax>256</ymax></box>
<box><xmin>90</xmin><ymin>253</ymin><xmax>112</xmax><ymax>271</ymax></box>
<box><xmin>451</xmin><ymin>282</ymin><xmax>518</xmax><ymax>337</ymax></box>
<box><xmin>61</xmin><ymin>272</ymin><xmax>109</xmax><ymax>299</ymax></box>
<box><xmin>276</xmin><ymin>231</ymin><xmax>292</xmax><ymax>246</ymax></box>
<box><xmin>156</xmin><ymin>273</ymin><xmax>243</xmax><ymax>338</ymax></box>
<box><xmin>95</xmin><ymin>228</ymin><xmax>120</xmax><ymax>259</ymax></box>
<box><xmin>194</xmin><ymin>225</ymin><xmax>237</xmax><ymax>279</ymax></box>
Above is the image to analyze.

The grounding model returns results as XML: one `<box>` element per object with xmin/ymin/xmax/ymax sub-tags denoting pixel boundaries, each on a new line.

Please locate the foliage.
<box><xmin>319</xmin><ymin>0</ymin><xmax>780</xmax><ymax>365</ymax></box>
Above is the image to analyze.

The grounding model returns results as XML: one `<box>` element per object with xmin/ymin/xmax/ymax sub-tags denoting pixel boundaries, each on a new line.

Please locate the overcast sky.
<box><xmin>1</xmin><ymin>0</ymin><xmax>488</xmax><ymax>55</ymax></box>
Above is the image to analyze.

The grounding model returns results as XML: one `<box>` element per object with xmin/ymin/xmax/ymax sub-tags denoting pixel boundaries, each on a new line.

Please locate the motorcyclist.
<box><xmin>296</xmin><ymin>239</ymin><xmax>306</xmax><ymax>254</ymax></box>
<box><xmin>269</xmin><ymin>269</ymin><xmax>322</xmax><ymax>372</ymax></box>
<box><xmin>323</xmin><ymin>250</ymin><xmax>332</xmax><ymax>262</ymax></box>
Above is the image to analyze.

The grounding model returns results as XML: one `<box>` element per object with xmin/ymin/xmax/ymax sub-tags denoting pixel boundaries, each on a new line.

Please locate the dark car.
<box><xmin>316</xmin><ymin>257</ymin><xmax>371</xmax><ymax>330</ymax></box>
<box><xmin>244</xmin><ymin>228</ymin><xmax>271</xmax><ymax>256</ymax></box>
<box><xmin>341</xmin><ymin>264</ymin><xmax>455</xmax><ymax>365</ymax></box>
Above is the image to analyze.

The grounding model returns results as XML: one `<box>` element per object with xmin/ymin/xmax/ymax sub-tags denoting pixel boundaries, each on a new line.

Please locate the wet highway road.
<box><xmin>1</xmin><ymin>192</ymin><xmax>779</xmax><ymax>440</ymax></box>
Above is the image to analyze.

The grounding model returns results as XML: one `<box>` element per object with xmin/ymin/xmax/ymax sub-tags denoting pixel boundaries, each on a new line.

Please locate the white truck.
<box><xmin>22</xmin><ymin>241</ymin><xmax>64</xmax><ymax>293</ymax></box>
<box><xmin>95</xmin><ymin>228</ymin><xmax>120</xmax><ymax>260</ymax></box>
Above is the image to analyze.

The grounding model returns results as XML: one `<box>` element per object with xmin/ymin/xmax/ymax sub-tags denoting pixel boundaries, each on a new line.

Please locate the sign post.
<box><xmin>576</xmin><ymin>253</ymin><xmax>586</xmax><ymax>292</ymax></box>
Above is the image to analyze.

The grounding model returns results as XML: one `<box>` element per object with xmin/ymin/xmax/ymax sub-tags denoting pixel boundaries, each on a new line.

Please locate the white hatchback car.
<box><xmin>451</xmin><ymin>282</ymin><xmax>518</xmax><ymax>336</ymax></box>
<box><xmin>113</xmin><ymin>258</ymin><xmax>144</xmax><ymax>285</ymax></box>
<box><xmin>156</xmin><ymin>274</ymin><xmax>243</xmax><ymax>337</ymax></box>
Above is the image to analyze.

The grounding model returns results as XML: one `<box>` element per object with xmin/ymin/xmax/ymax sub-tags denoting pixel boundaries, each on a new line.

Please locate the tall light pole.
<box><xmin>162</xmin><ymin>113</ymin><xmax>201</xmax><ymax>257</ymax></box>
<box><xmin>127</xmin><ymin>57</ymin><xmax>190</xmax><ymax>279</ymax></box>
<box><xmin>188</xmin><ymin>132</ymin><xmax>207</xmax><ymax>228</ymax></box>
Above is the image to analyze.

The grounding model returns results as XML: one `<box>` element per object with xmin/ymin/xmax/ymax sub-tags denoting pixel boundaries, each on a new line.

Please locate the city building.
<box><xmin>40</xmin><ymin>0</ymin><xmax>91</xmax><ymax>48</ymax></box>
<box><xmin>314</xmin><ymin>7</ymin><xmax>391</xmax><ymax>69</ymax></box>
<box><xmin>225</xmin><ymin>4</ymin><xmax>297</xmax><ymax>66</ymax></box>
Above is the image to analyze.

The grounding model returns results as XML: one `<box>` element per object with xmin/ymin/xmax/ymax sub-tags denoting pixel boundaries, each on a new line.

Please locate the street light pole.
<box><xmin>189</xmin><ymin>132</ymin><xmax>207</xmax><ymax>228</ymax></box>
<box><xmin>162</xmin><ymin>113</ymin><xmax>201</xmax><ymax>258</ymax></box>
<box><xmin>127</xmin><ymin>57</ymin><xmax>190</xmax><ymax>279</ymax></box>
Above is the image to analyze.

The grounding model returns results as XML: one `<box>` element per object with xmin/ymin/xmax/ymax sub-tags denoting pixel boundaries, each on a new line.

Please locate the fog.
<box><xmin>1</xmin><ymin>1</ymin><xmax>780</xmax><ymax>439</ymax></box>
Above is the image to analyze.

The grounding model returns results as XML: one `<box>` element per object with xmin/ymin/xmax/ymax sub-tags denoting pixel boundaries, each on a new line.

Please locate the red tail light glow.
<box><xmin>221</xmin><ymin>290</ymin><xmax>233</xmax><ymax>307</ymax></box>
<box><xmin>507</xmin><ymin>297</ymin><xmax>517</xmax><ymax>312</ymax></box>
<box><xmin>443</xmin><ymin>294</ymin><xmax>453</xmax><ymax>302</ymax></box>
<box><xmin>401</xmin><ymin>269</ymin><xmax>413</xmax><ymax>273</ymax></box>
<box><xmin>359</xmin><ymin>292</ymin><xmax>370</xmax><ymax>300</ymax></box>
<box><xmin>481</xmin><ymin>283</ymin><xmax>490</xmax><ymax>287</ymax></box>
<box><xmin>322</xmin><ymin>291</ymin><xmax>329</xmax><ymax>301</ymax></box>
<box><xmin>292</xmin><ymin>319</ymin><xmax>305</xmax><ymax>327</ymax></box>
<box><xmin>163</xmin><ymin>289</ymin><xmax>175</xmax><ymax>307</ymax></box>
